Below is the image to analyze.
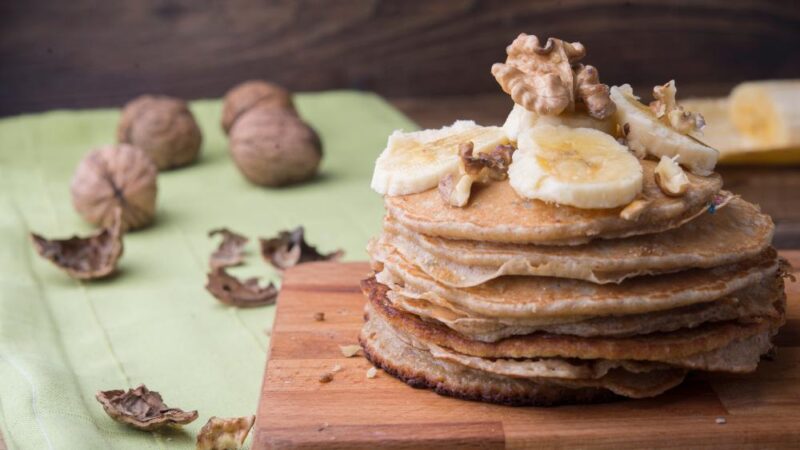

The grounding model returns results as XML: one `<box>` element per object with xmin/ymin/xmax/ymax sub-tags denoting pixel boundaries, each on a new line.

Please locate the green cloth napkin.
<box><xmin>0</xmin><ymin>92</ymin><xmax>416</xmax><ymax>449</ymax></box>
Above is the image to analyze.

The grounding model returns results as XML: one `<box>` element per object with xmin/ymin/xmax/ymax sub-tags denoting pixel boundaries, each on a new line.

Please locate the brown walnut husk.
<box><xmin>95</xmin><ymin>385</ymin><xmax>198</xmax><ymax>431</ymax></box>
<box><xmin>30</xmin><ymin>209</ymin><xmax>124</xmax><ymax>280</ymax></box>
<box><xmin>70</xmin><ymin>143</ymin><xmax>158</xmax><ymax>231</ymax></box>
<box><xmin>117</xmin><ymin>95</ymin><xmax>202</xmax><ymax>170</ymax></box>
<box><xmin>205</xmin><ymin>268</ymin><xmax>278</xmax><ymax>308</ymax></box>
<box><xmin>208</xmin><ymin>228</ymin><xmax>249</xmax><ymax>270</ymax></box>
<box><xmin>228</xmin><ymin>108</ymin><xmax>322</xmax><ymax>187</ymax></box>
<box><xmin>259</xmin><ymin>227</ymin><xmax>343</xmax><ymax>270</ymax></box>
<box><xmin>221</xmin><ymin>80</ymin><xmax>295</xmax><ymax>135</ymax></box>
<box><xmin>196</xmin><ymin>415</ymin><xmax>256</xmax><ymax>450</ymax></box>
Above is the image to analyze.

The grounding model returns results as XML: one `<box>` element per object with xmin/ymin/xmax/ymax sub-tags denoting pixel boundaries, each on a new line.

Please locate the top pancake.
<box><xmin>385</xmin><ymin>160</ymin><xmax>724</xmax><ymax>245</ymax></box>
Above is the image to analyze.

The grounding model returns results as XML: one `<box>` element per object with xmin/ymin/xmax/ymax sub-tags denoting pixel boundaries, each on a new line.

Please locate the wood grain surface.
<box><xmin>2</xmin><ymin>0</ymin><xmax>800</xmax><ymax>116</ymax></box>
<box><xmin>253</xmin><ymin>256</ymin><xmax>799</xmax><ymax>449</ymax></box>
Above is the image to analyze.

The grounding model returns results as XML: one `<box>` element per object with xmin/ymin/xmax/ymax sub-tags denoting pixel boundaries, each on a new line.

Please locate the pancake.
<box><xmin>363</xmin><ymin>277</ymin><xmax>785</xmax><ymax>364</ymax></box>
<box><xmin>382</xmin><ymin>197</ymin><xmax>773</xmax><ymax>287</ymax></box>
<box><xmin>385</xmin><ymin>160</ymin><xmax>725</xmax><ymax>245</ymax></box>
<box><xmin>373</xmin><ymin>241</ymin><xmax>780</xmax><ymax>318</ymax></box>
<box><xmin>385</xmin><ymin>273</ymin><xmax>782</xmax><ymax>341</ymax></box>
<box><xmin>360</xmin><ymin>311</ymin><xmax>688</xmax><ymax>404</ymax></box>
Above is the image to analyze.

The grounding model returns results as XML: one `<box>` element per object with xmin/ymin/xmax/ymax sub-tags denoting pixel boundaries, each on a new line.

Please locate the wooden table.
<box><xmin>253</xmin><ymin>256</ymin><xmax>799</xmax><ymax>449</ymax></box>
<box><xmin>391</xmin><ymin>94</ymin><xmax>800</xmax><ymax>249</ymax></box>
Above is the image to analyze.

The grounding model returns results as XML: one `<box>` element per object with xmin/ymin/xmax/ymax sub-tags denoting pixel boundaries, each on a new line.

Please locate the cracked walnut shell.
<box><xmin>70</xmin><ymin>144</ymin><xmax>158</xmax><ymax>231</ymax></box>
<box><xmin>221</xmin><ymin>80</ymin><xmax>295</xmax><ymax>135</ymax></box>
<box><xmin>30</xmin><ymin>209</ymin><xmax>123</xmax><ymax>280</ymax></box>
<box><xmin>229</xmin><ymin>108</ymin><xmax>322</xmax><ymax>186</ymax></box>
<box><xmin>117</xmin><ymin>95</ymin><xmax>202</xmax><ymax>170</ymax></box>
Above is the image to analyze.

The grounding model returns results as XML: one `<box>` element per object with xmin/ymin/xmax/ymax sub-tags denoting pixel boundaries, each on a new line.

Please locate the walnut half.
<box><xmin>492</xmin><ymin>34</ymin><xmax>614</xmax><ymax>119</ymax></box>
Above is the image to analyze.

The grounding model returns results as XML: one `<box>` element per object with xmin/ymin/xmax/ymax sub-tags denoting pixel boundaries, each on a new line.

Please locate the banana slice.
<box><xmin>610</xmin><ymin>84</ymin><xmax>718</xmax><ymax>175</ymax></box>
<box><xmin>502</xmin><ymin>103</ymin><xmax>615</xmax><ymax>143</ymax></box>
<box><xmin>508</xmin><ymin>124</ymin><xmax>643</xmax><ymax>209</ymax></box>
<box><xmin>371</xmin><ymin>121</ymin><xmax>509</xmax><ymax>196</ymax></box>
<box><xmin>730</xmin><ymin>80</ymin><xmax>800</xmax><ymax>147</ymax></box>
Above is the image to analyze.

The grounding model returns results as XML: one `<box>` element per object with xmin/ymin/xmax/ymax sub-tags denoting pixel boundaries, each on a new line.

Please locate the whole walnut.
<box><xmin>221</xmin><ymin>80</ymin><xmax>295</xmax><ymax>135</ymax></box>
<box><xmin>229</xmin><ymin>108</ymin><xmax>322</xmax><ymax>186</ymax></box>
<box><xmin>70</xmin><ymin>144</ymin><xmax>158</xmax><ymax>231</ymax></box>
<box><xmin>117</xmin><ymin>95</ymin><xmax>202</xmax><ymax>170</ymax></box>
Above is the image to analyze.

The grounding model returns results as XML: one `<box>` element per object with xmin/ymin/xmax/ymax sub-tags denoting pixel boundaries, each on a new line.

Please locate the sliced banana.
<box><xmin>611</xmin><ymin>84</ymin><xmax>718</xmax><ymax>176</ymax></box>
<box><xmin>502</xmin><ymin>103</ymin><xmax>615</xmax><ymax>143</ymax></box>
<box><xmin>730</xmin><ymin>80</ymin><xmax>800</xmax><ymax>147</ymax></box>
<box><xmin>508</xmin><ymin>124</ymin><xmax>643</xmax><ymax>209</ymax></box>
<box><xmin>371</xmin><ymin>121</ymin><xmax>509</xmax><ymax>196</ymax></box>
<box><xmin>654</xmin><ymin>155</ymin><xmax>689</xmax><ymax>197</ymax></box>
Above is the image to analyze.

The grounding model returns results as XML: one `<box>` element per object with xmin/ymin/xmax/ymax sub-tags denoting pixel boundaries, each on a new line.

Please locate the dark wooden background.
<box><xmin>2</xmin><ymin>0</ymin><xmax>800</xmax><ymax>116</ymax></box>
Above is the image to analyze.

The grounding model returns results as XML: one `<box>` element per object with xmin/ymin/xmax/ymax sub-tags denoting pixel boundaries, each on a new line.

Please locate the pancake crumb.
<box><xmin>331</xmin><ymin>364</ymin><xmax>343</xmax><ymax>373</ymax></box>
<box><xmin>314</xmin><ymin>312</ymin><xmax>325</xmax><ymax>321</ymax></box>
<box><xmin>715</xmin><ymin>417</ymin><xmax>727</xmax><ymax>425</ymax></box>
<box><xmin>366</xmin><ymin>367</ymin><xmax>378</xmax><ymax>379</ymax></box>
<box><xmin>340</xmin><ymin>344</ymin><xmax>362</xmax><ymax>357</ymax></box>
<box><xmin>319</xmin><ymin>372</ymin><xmax>334</xmax><ymax>383</ymax></box>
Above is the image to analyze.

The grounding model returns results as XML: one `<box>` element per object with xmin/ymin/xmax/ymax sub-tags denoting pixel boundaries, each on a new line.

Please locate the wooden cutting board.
<box><xmin>252</xmin><ymin>252</ymin><xmax>800</xmax><ymax>449</ymax></box>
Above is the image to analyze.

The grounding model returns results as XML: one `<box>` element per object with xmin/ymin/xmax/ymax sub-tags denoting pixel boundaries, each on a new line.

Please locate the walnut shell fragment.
<box><xmin>209</xmin><ymin>228</ymin><xmax>249</xmax><ymax>270</ymax></box>
<box><xmin>259</xmin><ymin>227</ymin><xmax>343</xmax><ymax>271</ymax></box>
<box><xmin>221</xmin><ymin>80</ymin><xmax>295</xmax><ymax>135</ymax></box>
<box><xmin>30</xmin><ymin>209</ymin><xmax>123</xmax><ymax>280</ymax></box>
<box><xmin>70</xmin><ymin>143</ymin><xmax>158</xmax><ymax>231</ymax></box>
<box><xmin>205</xmin><ymin>268</ymin><xmax>278</xmax><ymax>308</ymax></box>
<box><xmin>229</xmin><ymin>108</ymin><xmax>323</xmax><ymax>187</ymax></box>
<box><xmin>492</xmin><ymin>34</ymin><xmax>614</xmax><ymax>119</ymax></box>
<box><xmin>117</xmin><ymin>95</ymin><xmax>202</xmax><ymax>170</ymax></box>
<box><xmin>95</xmin><ymin>385</ymin><xmax>198</xmax><ymax>431</ymax></box>
<box><xmin>197</xmin><ymin>415</ymin><xmax>256</xmax><ymax>450</ymax></box>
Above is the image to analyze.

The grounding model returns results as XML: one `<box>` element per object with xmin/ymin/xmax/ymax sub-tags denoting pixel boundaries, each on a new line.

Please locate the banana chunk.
<box><xmin>730</xmin><ymin>80</ymin><xmax>800</xmax><ymax>147</ymax></box>
<box><xmin>611</xmin><ymin>84</ymin><xmax>718</xmax><ymax>175</ymax></box>
<box><xmin>503</xmin><ymin>103</ymin><xmax>616</xmax><ymax>143</ymax></box>
<box><xmin>371</xmin><ymin>121</ymin><xmax>509</xmax><ymax>196</ymax></box>
<box><xmin>508</xmin><ymin>124</ymin><xmax>643</xmax><ymax>209</ymax></box>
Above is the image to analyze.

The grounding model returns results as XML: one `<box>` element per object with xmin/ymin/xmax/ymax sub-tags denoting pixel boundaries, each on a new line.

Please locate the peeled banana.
<box><xmin>730</xmin><ymin>80</ymin><xmax>800</xmax><ymax>148</ymax></box>
<box><xmin>508</xmin><ymin>124</ymin><xmax>643</xmax><ymax>209</ymax></box>
<box><xmin>502</xmin><ymin>103</ymin><xmax>616</xmax><ymax>143</ymax></box>
<box><xmin>371</xmin><ymin>121</ymin><xmax>509</xmax><ymax>196</ymax></box>
<box><xmin>611</xmin><ymin>84</ymin><xmax>718</xmax><ymax>175</ymax></box>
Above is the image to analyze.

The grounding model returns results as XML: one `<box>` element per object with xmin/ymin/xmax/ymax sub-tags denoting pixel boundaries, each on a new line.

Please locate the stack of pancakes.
<box><xmin>360</xmin><ymin>161</ymin><xmax>787</xmax><ymax>405</ymax></box>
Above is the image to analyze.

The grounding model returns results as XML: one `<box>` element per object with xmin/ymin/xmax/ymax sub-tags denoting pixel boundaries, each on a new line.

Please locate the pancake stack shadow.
<box><xmin>359</xmin><ymin>161</ymin><xmax>787</xmax><ymax>406</ymax></box>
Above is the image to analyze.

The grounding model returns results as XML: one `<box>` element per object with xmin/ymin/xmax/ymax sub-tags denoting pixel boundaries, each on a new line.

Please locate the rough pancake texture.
<box><xmin>385</xmin><ymin>160</ymin><xmax>725</xmax><ymax>245</ymax></box>
<box><xmin>382</xmin><ymin>197</ymin><xmax>773</xmax><ymax>287</ymax></box>
<box><xmin>360</xmin><ymin>311</ymin><xmax>688</xmax><ymax>404</ymax></box>
<box><xmin>385</xmin><ymin>274</ymin><xmax>782</xmax><ymax>341</ymax></box>
<box><xmin>374</xmin><ymin>243</ymin><xmax>780</xmax><ymax>318</ymax></box>
<box><xmin>363</xmin><ymin>278</ymin><xmax>785</xmax><ymax>364</ymax></box>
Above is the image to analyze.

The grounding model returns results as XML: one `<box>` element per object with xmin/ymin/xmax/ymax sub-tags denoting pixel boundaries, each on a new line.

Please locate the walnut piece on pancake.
<box><xmin>196</xmin><ymin>415</ymin><xmax>255</xmax><ymax>450</ymax></box>
<box><xmin>619</xmin><ymin>199</ymin><xmax>652</xmax><ymax>221</ymax></box>
<box><xmin>205</xmin><ymin>268</ymin><xmax>278</xmax><ymax>308</ymax></box>
<box><xmin>30</xmin><ymin>208</ymin><xmax>124</xmax><ymax>280</ymax></box>
<box><xmin>259</xmin><ymin>226</ymin><xmax>343</xmax><ymax>271</ymax></box>
<box><xmin>208</xmin><ymin>228</ymin><xmax>249</xmax><ymax>270</ymax></box>
<box><xmin>95</xmin><ymin>385</ymin><xmax>198</xmax><ymax>431</ymax></box>
<box><xmin>650</xmin><ymin>80</ymin><xmax>706</xmax><ymax>134</ymax></box>
<box><xmin>492</xmin><ymin>34</ymin><xmax>614</xmax><ymax>119</ymax></box>
<box><xmin>438</xmin><ymin>142</ymin><xmax>515</xmax><ymax>208</ymax></box>
<box><xmin>654</xmin><ymin>155</ymin><xmax>690</xmax><ymax>197</ymax></box>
